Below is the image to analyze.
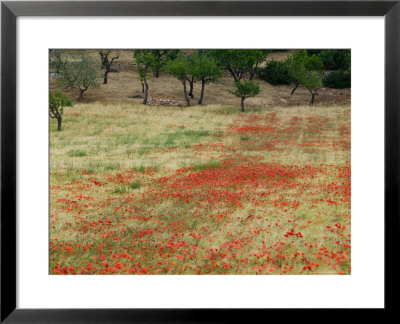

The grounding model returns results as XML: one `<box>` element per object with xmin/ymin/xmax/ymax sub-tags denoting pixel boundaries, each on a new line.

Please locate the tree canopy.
<box><xmin>210</xmin><ymin>50</ymin><xmax>266</xmax><ymax>82</ymax></box>
<box><xmin>228</xmin><ymin>80</ymin><xmax>261</xmax><ymax>112</ymax></box>
<box><xmin>49</xmin><ymin>91</ymin><xmax>73</xmax><ymax>131</ymax></box>
<box><xmin>56</xmin><ymin>52</ymin><xmax>100</xmax><ymax>100</ymax></box>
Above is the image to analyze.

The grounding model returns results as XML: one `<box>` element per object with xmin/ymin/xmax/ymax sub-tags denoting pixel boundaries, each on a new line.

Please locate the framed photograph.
<box><xmin>1</xmin><ymin>0</ymin><xmax>398</xmax><ymax>322</ymax></box>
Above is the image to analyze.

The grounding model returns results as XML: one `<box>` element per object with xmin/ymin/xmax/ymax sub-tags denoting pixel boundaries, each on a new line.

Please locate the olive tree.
<box><xmin>228</xmin><ymin>80</ymin><xmax>260</xmax><ymax>112</ymax></box>
<box><xmin>49</xmin><ymin>91</ymin><xmax>73</xmax><ymax>131</ymax></box>
<box><xmin>303</xmin><ymin>54</ymin><xmax>324</xmax><ymax>105</ymax></box>
<box><xmin>133</xmin><ymin>50</ymin><xmax>157</xmax><ymax>104</ymax></box>
<box><xmin>75</xmin><ymin>56</ymin><xmax>100</xmax><ymax>100</ymax></box>
<box><xmin>286</xmin><ymin>50</ymin><xmax>324</xmax><ymax>104</ymax></box>
<box><xmin>191</xmin><ymin>51</ymin><xmax>222</xmax><ymax>104</ymax></box>
<box><xmin>302</xmin><ymin>70</ymin><xmax>323</xmax><ymax>105</ymax></box>
<box><xmin>150</xmin><ymin>49</ymin><xmax>180</xmax><ymax>78</ymax></box>
<box><xmin>166</xmin><ymin>54</ymin><xmax>194</xmax><ymax>106</ymax></box>
<box><xmin>99</xmin><ymin>50</ymin><xmax>120</xmax><ymax>84</ymax></box>
<box><xmin>286</xmin><ymin>50</ymin><xmax>308</xmax><ymax>95</ymax></box>
<box><xmin>210</xmin><ymin>49</ymin><xmax>266</xmax><ymax>82</ymax></box>
<box><xmin>58</xmin><ymin>53</ymin><xmax>100</xmax><ymax>100</ymax></box>
<box><xmin>49</xmin><ymin>49</ymin><xmax>67</xmax><ymax>75</ymax></box>
<box><xmin>49</xmin><ymin>50</ymin><xmax>78</xmax><ymax>88</ymax></box>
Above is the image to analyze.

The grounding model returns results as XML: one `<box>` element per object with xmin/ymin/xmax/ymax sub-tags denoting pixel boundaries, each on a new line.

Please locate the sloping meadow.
<box><xmin>50</xmin><ymin>104</ymin><xmax>350</xmax><ymax>274</ymax></box>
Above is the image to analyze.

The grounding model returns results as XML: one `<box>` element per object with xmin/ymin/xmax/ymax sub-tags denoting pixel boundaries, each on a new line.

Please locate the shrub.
<box><xmin>323</xmin><ymin>71</ymin><xmax>351</xmax><ymax>89</ymax></box>
<box><xmin>305</xmin><ymin>54</ymin><xmax>324</xmax><ymax>71</ymax></box>
<box><xmin>317</xmin><ymin>50</ymin><xmax>351</xmax><ymax>70</ymax></box>
<box><xmin>258</xmin><ymin>60</ymin><xmax>291</xmax><ymax>85</ymax></box>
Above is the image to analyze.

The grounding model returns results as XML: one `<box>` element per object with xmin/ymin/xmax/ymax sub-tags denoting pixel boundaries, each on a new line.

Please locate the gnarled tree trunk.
<box><xmin>309</xmin><ymin>89</ymin><xmax>317</xmax><ymax>106</ymax></box>
<box><xmin>143</xmin><ymin>76</ymin><xmax>149</xmax><ymax>104</ymax></box>
<box><xmin>154</xmin><ymin>65</ymin><xmax>161</xmax><ymax>78</ymax></box>
<box><xmin>181</xmin><ymin>79</ymin><xmax>190</xmax><ymax>106</ymax></box>
<box><xmin>198</xmin><ymin>79</ymin><xmax>206</xmax><ymax>105</ymax></box>
<box><xmin>79</xmin><ymin>89</ymin><xmax>85</xmax><ymax>101</ymax></box>
<box><xmin>188</xmin><ymin>77</ymin><xmax>195</xmax><ymax>98</ymax></box>
<box><xmin>57</xmin><ymin>116</ymin><xmax>62</xmax><ymax>131</ymax></box>
<box><xmin>291</xmin><ymin>82</ymin><xmax>299</xmax><ymax>95</ymax></box>
<box><xmin>241</xmin><ymin>96</ymin><xmax>245</xmax><ymax>112</ymax></box>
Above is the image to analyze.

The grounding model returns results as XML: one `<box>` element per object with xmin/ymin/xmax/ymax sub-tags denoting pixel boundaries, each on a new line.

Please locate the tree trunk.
<box><xmin>291</xmin><ymin>83</ymin><xmax>299</xmax><ymax>95</ymax></box>
<box><xmin>241</xmin><ymin>96</ymin><xmax>245</xmax><ymax>112</ymax></box>
<box><xmin>309</xmin><ymin>91</ymin><xmax>316</xmax><ymax>106</ymax></box>
<box><xmin>103</xmin><ymin>71</ymin><xmax>108</xmax><ymax>84</ymax></box>
<box><xmin>154</xmin><ymin>65</ymin><xmax>161</xmax><ymax>78</ymax></box>
<box><xmin>57</xmin><ymin>116</ymin><xmax>62</xmax><ymax>131</ymax></box>
<box><xmin>198</xmin><ymin>79</ymin><xmax>206</xmax><ymax>105</ymax></box>
<box><xmin>100</xmin><ymin>53</ymin><xmax>106</xmax><ymax>69</ymax></box>
<box><xmin>143</xmin><ymin>77</ymin><xmax>149</xmax><ymax>104</ymax></box>
<box><xmin>79</xmin><ymin>89</ymin><xmax>85</xmax><ymax>101</ymax></box>
<box><xmin>141</xmin><ymin>81</ymin><xmax>144</xmax><ymax>93</ymax></box>
<box><xmin>182</xmin><ymin>79</ymin><xmax>190</xmax><ymax>106</ymax></box>
<box><xmin>188</xmin><ymin>77</ymin><xmax>194</xmax><ymax>98</ymax></box>
<box><xmin>249</xmin><ymin>69</ymin><xmax>255</xmax><ymax>81</ymax></box>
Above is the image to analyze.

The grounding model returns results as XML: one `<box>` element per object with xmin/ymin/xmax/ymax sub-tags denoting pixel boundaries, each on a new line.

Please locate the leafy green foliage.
<box><xmin>286</xmin><ymin>50</ymin><xmax>308</xmax><ymax>90</ymax></box>
<box><xmin>190</xmin><ymin>51</ymin><xmax>223</xmax><ymax>104</ymax></box>
<box><xmin>302</xmin><ymin>70</ymin><xmax>323</xmax><ymax>91</ymax></box>
<box><xmin>166</xmin><ymin>53</ymin><xmax>194</xmax><ymax>105</ymax></box>
<box><xmin>49</xmin><ymin>91</ymin><xmax>73</xmax><ymax>117</ymax></box>
<box><xmin>229</xmin><ymin>80</ymin><xmax>260</xmax><ymax>98</ymax></box>
<box><xmin>191</xmin><ymin>51</ymin><xmax>222</xmax><ymax>83</ymax></box>
<box><xmin>49</xmin><ymin>91</ymin><xmax>73</xmax><ymax>131</ymax></box>
<box><xmin>304</xmin><ymin>54</ymin><xmax>324</xmax><ymax>71</ymax></box>
<box><xmin>134</xmin><ymin>50</ymin><xmax>158</xmax><ymax>77</ymax></box>
<box><xmin>150</xmin><ymin>49</ymin><xmax>180</xmax><ymax>77</ymax></box>
<box><xmin>49</xmin><ymin>49</ymin><xmax>67</xmax><ymax>74</ymax></box>
<box><xmin>133</xmin><ymin>50</ymin><xmax>159</xmax><ymax>104</ymax></box>
<box><xmin>57</xmin><ymin>53</ymin><xmax>100</xmax><ymax>100</ymax></box>
<box><xmin>258</xmin><ymin>60</ymin><xmax>291</xmax><ymax>85</ymax></box>
<box><xmin>286</xmin><ymin>50</ymin><xmax>324</xmax><ymax>105</ymax></box>
<box><xmin>323</xmin><ymin>71</ymin><xmax>351</xmax><ymax>88</ymax></box>
<box><xmin>166</xmin><ymin>54</ymin><xmax>191</xmax><ymax>81</ymax></box>
<box><xmin>228</xmin><ymin>80</ymin><xmax>260</xmax><ymax>111</ymax></box>
<box><xmin>308</xmin><ymin>50</ymin><xmax>351</xmax><ymax>70</ymax></box>
<box><xmin>209</xmin><ymin>50</ymin><xmax>266</xmax><ymax>81</ymax></box>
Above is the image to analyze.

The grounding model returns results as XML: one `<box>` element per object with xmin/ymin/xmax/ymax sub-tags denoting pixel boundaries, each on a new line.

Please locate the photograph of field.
<box><xmin>49</xmin><ymin>49</ymin><xmax>351</xmax><ymax>275</ymax></box>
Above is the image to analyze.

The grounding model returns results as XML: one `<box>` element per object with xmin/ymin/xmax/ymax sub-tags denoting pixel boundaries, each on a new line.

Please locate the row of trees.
<box><xmin>49</xmin><ymin>49</ymin><xmax>350</xmax><ymax>130</ymax></box>
<box><xmin>135</xmin><ymin>49</ymin><xmax>273</xmax><ymax>111</ymax></box>
<box><xmin>134</xmin><ymin>49</ymin><xmax>343</xmax><ymax>108</ymax></box>
<box><xmin>259</xmin><ymin>49</ymin><xmax>351</xmax><ymax>101</ymax></box>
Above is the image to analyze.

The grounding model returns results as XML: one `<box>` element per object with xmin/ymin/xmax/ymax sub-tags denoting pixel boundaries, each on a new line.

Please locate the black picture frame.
<box><xmin>1</xmin><ymin>0</ymin><xmax>398</xmax><ymax>322</ymax></box>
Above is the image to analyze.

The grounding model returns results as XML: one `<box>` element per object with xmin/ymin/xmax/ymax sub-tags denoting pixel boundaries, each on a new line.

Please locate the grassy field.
<box><xmin>50</xmin><ymin>103</ymin><xmax>350</xmax><ymax>275</ymax></box>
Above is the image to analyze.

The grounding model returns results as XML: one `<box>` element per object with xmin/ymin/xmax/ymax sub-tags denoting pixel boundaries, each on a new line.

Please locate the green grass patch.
<box><xmin>192</xmin><ymin>161</ymin><xmax>224</xmax><ymax>171</ymax></box>
<box><xmin>129</xmin><ymin>180</ymin><xmax>142</xmax><ymax>190</ymax></box>
<box><xmin>112</xmin><ymin>186</ymin><xmax>128</xmax><ymax>194</ymax></box>
<box><xmin>67</xmin><ymin>149</ymin><xmax>87</xmax><ymax>157</ymax></box>
<box><xmin>131</xmin><ymin>165</ymin><xmax>159</xmax><ymax>173</ymax></box>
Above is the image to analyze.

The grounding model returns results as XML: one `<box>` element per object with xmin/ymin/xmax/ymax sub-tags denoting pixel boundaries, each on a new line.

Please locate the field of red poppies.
<box><xmin>50</xmin><ymin>103</ymin><xmax>350</xmax><ymax>275</ymax></box>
